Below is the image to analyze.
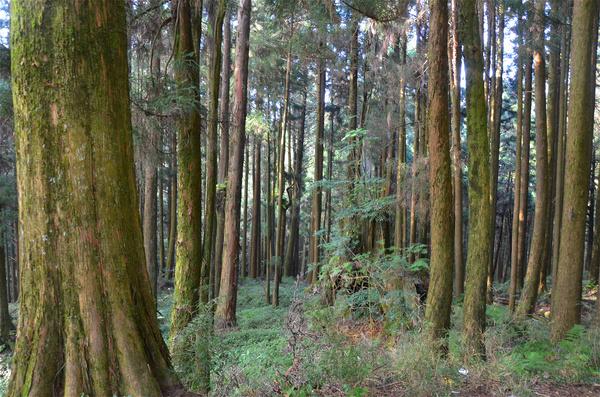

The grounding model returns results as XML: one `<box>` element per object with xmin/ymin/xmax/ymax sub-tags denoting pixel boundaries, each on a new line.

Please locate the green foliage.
<box><xmin>504</xmin><ymin>325</ymin><xmax>600</xmax><ymax>382</ymax></box>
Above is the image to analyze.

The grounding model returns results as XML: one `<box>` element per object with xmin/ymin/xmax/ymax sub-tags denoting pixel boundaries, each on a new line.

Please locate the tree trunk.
<box><xmin>394</xmin><ymin>33</ymin><xmax>408</xmax><ymax>252</ymax></box>
<box><xmin>242</xmin><ymin>122</ymin><xmax>250</xmax><ymax>279</ymax></box>
<box><xmin>203</xmin><ymin>0</ymin><xmax>226</xmax><ymax>302</ymax></box>
<box><xmin>487</xmin><ymin>0</ymin><xmax>504</xmax><ymax>303</ymax></box>
<box><xmin>551</xmin><ymin>1</ymin><xmax>572</xmax><ymax>285</ymax></box>
<box><xmin>309</xmin><ymin>42</ymin><xmax>326</xmax><ymax>284</ymax></box>
<box><xmin>214</xmin><ymin>11</ymin><xmax>232</xmax><ymax>296</ymax></box>
<box><xmin>552</xmin><ymin>0</ymin><xmax>598</xmax><ymax>340</ymax></box>
<box><xmin>459</xmin><ymin>0</ymin><xmax>492</xmax><ymax>358</ymax></box>
<box><xmin>284</xmin><ymin>89</ymin><xmax>307</xmax><ymax>277</ymax></box>
<box><xmin>274</xmin><ymin>43</ymin><xmax>293</xmax><ymax>305</ymax></box>
<box><xmin>0</xmin><ymin>229</ymin><xmax>13</xmax><ymax>344</ymax></box>
<box><xmin>517</xmin><ymin>0</ymin><xmax>549</xmax><ymax>318</ymax></box>
<box><xmin>518</xmin><ymin>70</ymin><xmax>533</xmax><ymax>291</ymax></box>
<box><xmin>424</xmin><ymin>0</ymin><xmax>454</xmax><ymax>341</ymax></box>
<box><xmin>450</xmin><ymin>0</ymin><xmax>464</xmax><ymax>296</ymax></box>
<box><xmin>8</xmin><ymin>1</ymin><xmax>184</xmax><ymax>394</ymax></box>
<box><xmin>215</xmin><ymin>0</ymin><xmax>251</xmax><ymax>328</ymax></box>
<box><xmin>170</xmin><ymin>0</ymin><xmax>203</xmax><ymax>341</ymax></box>
<box><xmin>509</xmin><ymin>9</ymin><xmax>525</xmax><ymax>311</ymax></box>
<box><xmin>166</xmin><ymin>132</ymin><xmax>177</xmax><ymax>280</ymax></box>
<box><xmin>250</xmin><ymin>134</ymin><xmax>262</xmax><ymax>278</ymax></box>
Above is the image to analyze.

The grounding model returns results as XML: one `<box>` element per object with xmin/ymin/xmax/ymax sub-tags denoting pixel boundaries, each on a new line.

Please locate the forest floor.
<box><xmin>161</xmin><ymin>278</ymin><xmax>600</xmax><ymax>397</ymax></box>
<box><xmin>0</xmin><ymin>279</ymin><xmax>599</xmax><ymax>396</ymax></box>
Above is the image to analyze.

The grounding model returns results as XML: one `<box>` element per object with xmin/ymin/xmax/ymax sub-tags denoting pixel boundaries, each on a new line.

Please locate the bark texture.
<box><xmin>215</xmin><ymin>0</ymin><xmax>252</xmax><ymax>328</ymax></box>
<box><xmin>460</xmin><ymin>0</ymin><xmax>492</xmax><ymax>358</ymax></box>
<box><xmin>424</xmin><ymin>0</ymin><xmax>454</xmax><ymax>340</ymax></box>
<box><xmin>9</xmin><ymin>1</ymin><xmax>182</xmax><ymax>395</ymax></box>
<box><xmin>551</xmin><ymin>0</ymin><xmax>598</xmax><ymax>341</ymax></box>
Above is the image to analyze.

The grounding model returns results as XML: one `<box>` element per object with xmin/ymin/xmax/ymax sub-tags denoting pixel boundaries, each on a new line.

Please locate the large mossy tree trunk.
<box><xmin>8</xmin><ymin>1</ymin><xmax>184</xmax><ymax>395</ymax></box>
<box><xmin>170</xmin><ymin>0</ymin><xmax>203</xmax><ymax>340</ymax></box>
<box><xmin>424</xmin><ymin>0</ymin><xmax>454</xmax><ymax>340</ymax></box>
<box><xmin>552</xmin><ymin>0</ymin><xmax>598</xmax><ymax>341</ymax></box>
<box><xmin>215</xmin><ymin>0</ymin><xmax>251</xmax><ymax>328</ymax></box>
<box><xmin>459</xmin><ymin>0</ymin><xmax>492</xmax><ymax>358</ymax></box>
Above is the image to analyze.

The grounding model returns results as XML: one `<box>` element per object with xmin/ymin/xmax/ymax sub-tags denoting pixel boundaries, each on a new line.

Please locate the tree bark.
<box><xmin>487</xmin><ymin>0</ymin><xmax>504</xmax><ymax>303</ymax></box>
<box><xmin>394</xmin><ymin>33</ymin><xmax>407</xmax><ymax>252</ymax></box>
<box><xmin>8</xmin><ymin>1</ymin><xmax>184</xmax><ymax>394</ymax></box>
<box><xmin>517</xmin><ymin>0</ymin><xmax>549</xmax><ymax>317</ymax></box>
<box><xmin>274</xmin><ymin>41</ymin><xmax>293</xmax><ymax>305</ymax></box>
<box><xmin>250</xmin><ymin>134</ymin><xmax>262</xmax><ymax>278</ymax></box>
<box><xmin>0</xmin><ymin>229</ymin><xmax>13</xmax><ymax>344</ymax></box>
<box><xmin>284</xmin><ymin>89</ymin><xmax>307</xmax><ymax>277</ymax></box>
<box><xmin>509</xmin><ymin>9</ymin><xmax>525</xmax><ymax>311</ymax></box>
<box><xmin>517</xmin><ymin>49</ymin><xmax>533</xmax><ymax>292</ymax></box>
<box><xmin>424</xmin><ymin>0</ymin><xmax>454</xmax><ymax>341</ymax></box>
<box><xmin>170</xmin><ymin>0</ymin><xmax>203</xmax><ymax>341</ymax></box>
<box><xmin>309</xmin><ymin>42</ymin><xmax>326</xmax><ymax>284</ymax></box>
<box><xmin>450</xmin><ymin>0</ymin><xmax>464</xmax><ymax>296</ymax></box>
<box><xmin>214</xmin><ymin>11</ymin><xmax>232</xmax><ymax>296</ymax></box>
<box><xmin>551</xmin><ymin>1</ymin><xmax>572</xmax><ymax>285</ymax></box>
<box><xmin>215</xmin><ymin>0</ymin><xmax>251</xmax><ymax>328</ymax></box>
<box><xmin>552</xmin><ymin>0</ymin><xmax>598</xmax><ymax>340</ymax></box>
<box><xmin>459</xmin><ymin>0</ymin><xmax>492</xmax><ymax>358</ymax></box>
<box><xmin>203</xmin><ymin>0</ymin><xmax>226</xmax><ymax>302</ymax></box>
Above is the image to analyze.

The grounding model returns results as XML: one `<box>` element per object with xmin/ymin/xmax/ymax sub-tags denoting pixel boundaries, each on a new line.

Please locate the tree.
<box><xmin>449</xmin><ymin>0</ymin><xmax>463</xmax><ymax>297</ymax></box>
<box><xmin>216</xmin><ymin>0</ymin><xmax>252</xmax><ymax>328</ymax></box>
<box><xmin>516</xmin><ymin>0</ymin><xmax>549</xmax><ymax>318</ymax></box>
<box><xmin>170</xmin><ymin>0</ymin><xmax>203</xmax><ymax>340</ymax></box>
<box><xmin>309</xmin><ymin>41</ymin><xmax>326</xmax><ymax>284</ymax></box>
<box><xmin>394</xmin><ymin>33</ymin><xmax>407</xmax><ymax>251</ymax></box>
<box><xmin>424</xmin><ymin>0</ymin><xmax>454</xmax><ymax>340</ymax></box>
<box><xmin>487</xmin><ymin>0</ymin><xmax>504</xmax><ymax>302</ymax></box>
<box><xmin>250</xmin><ymin>132</ymin><xmax>262</xmax><ymax>278</ymax></box>
<box><xmin>8</xmin><ymin>1</ymin><xmax>185</xmax><ymax>394</ymax></box>
<box><xmin>460</xmin><ymin>0</ymin><xmax>491</xmax><ymax>358</ymax></box>
<box><xmin>214</xmin><ymin>11</ymin><xmax>232</xmax><ymax>296</ymax></box>
<box><xmin>274</xmin><ymin>32</ymin><xmax>294</xmax><ymax>305</ymax></box>
<box><xmin>284</xmin><ymin>88</ymin><xmax>308</xmax><ymax>277</ymax></box>
<box><xmin>509</xmin><ymin>7</ymin><xmax>525</xmax><ymax>311</ymax></box>
<box><xmin>203</xmin><ymin>0</ymin><xmax>226</xmax><ymax>301</ymax></box>
<box><xmin>551</xmin><ymin>0</ymin><xmax>598</xmax><ymax>341</ymax></box>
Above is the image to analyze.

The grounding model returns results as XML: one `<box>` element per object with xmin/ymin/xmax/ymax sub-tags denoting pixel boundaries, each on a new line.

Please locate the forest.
<box><xmin>0</xmin><ymin>0</ymin><xmax>598</xmax><ymax>395</ymax></box>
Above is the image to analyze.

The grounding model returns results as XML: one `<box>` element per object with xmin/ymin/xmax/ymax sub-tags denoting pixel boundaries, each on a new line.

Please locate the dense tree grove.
<box><xmin>0</xmin><ymin>0</ymin><xmax>599</xmax><ymax>395</ymax></box>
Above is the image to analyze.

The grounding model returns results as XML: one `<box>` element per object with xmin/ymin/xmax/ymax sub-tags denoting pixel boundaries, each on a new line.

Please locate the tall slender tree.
<box><xmin>216</xmin><ymin>0</ymin><xmax>252</xmax><ymax>328</ymax></box>
<box><xmin>214</xmin><ymin>11</ymin><xmax>232</xmax><ymax>296</ymax></box>
<box><xmin>203</xmin><ymin>0</ymin><xmax>226</xmax><ymax>301</ymax></box>
<box><xmin>517</xmin><ymin>0</ymin><xmax>549</xmax><ymax>317</ymax></box>
<box><xmin>424</xmin><ymin>0</ymin><xmax>454</xmax><ymax>340</ymax></box>
<box><xmin>460</xmin><ymin>0</ymin><xmax>492</xmax><ymax>358</ymax></box>
<box><xmin>552</xmin><ymin>0</ymin><xmax>598</xmax><ymax>341</ymax></box>
<box><xmin>449</xmin><ymin>0</ymin><xmax>464</xmax><ymax>296</ymax></box>
<box><xmin>170</xmin><ymin>0</ymin><xmax>204</xmax><ymax>340</ymax></box>
<box><xmin>309</xmin><ymin>41</ymin><xmax>326</xmax><ymax>284</ymax></box>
